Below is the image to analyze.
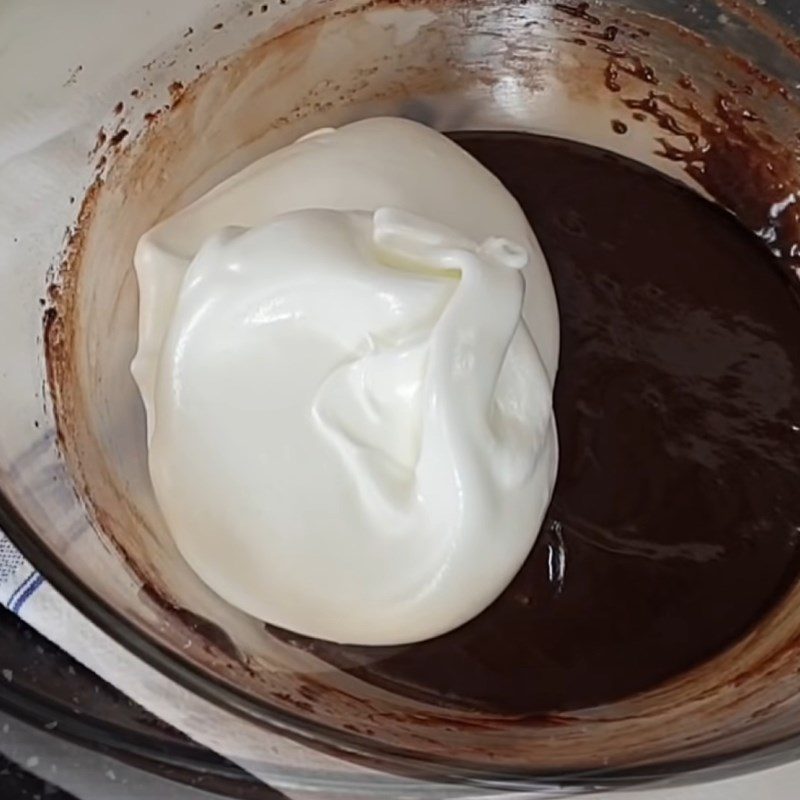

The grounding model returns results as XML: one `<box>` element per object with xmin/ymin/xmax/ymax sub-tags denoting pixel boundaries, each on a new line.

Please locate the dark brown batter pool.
<box><xmin>273</xmin><ymin>131</ymin><xmax>800</xmax><ymax>715</ymax></box>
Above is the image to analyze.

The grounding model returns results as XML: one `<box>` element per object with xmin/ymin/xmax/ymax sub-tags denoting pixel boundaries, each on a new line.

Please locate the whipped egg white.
<box><xmin>132</xmin><ymin>118</ymin><xmax>559</xmax><ymax>645</ymax></box>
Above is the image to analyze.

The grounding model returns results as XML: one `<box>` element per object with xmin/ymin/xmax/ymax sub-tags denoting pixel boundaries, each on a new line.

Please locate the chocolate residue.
<box><xmin>618</xmin><ymin>88</ymin><xmax>800</xmax><ymax>277</ymax></box>
<box><xmin>42</xmin><ymin>308</ymin><xmax>60</xmax><ymax>359</ymax></box>
<box><xmin>577</xmin><ymin>23</ymin><xmax>619</xmax><ymax>43</ymax></box>
<box><xmin>113</xmin><ymin>101</ymin><xmax>124</xmax><ymax>115</ymax></box>
<box><xmin>108</xmin><ymin>128</ymin><xmax>129</xmax><ymax>147</ymax></box>
<box><xmin>63</xmin><ymin>64</ymin><xmax>83</xmax><ymax>88</ymax></box>
<box><xmin>604</xmin><ymin>60</ymin><xmax>620</xmax><ymax>92</ymax></box>
<box><xmin>554</xmin><ymin>2</ymin><xmax>601</xmax><ymax>26</ymax></box>
<box><xmin>44</xmin><ymin>176</ymin><xmax>103</xmax><ymax>444</ymax></box>
<box><xmin>622</xmin><ymin>92</ymin><xmax>700</xmax><ymax>145</ymax></box>
<box><xmin>139</xmin><ymin>586</ymin><xmax>243</xmax><ymax>663</ymax></box>
<box><xmin>616</xmin><ymin>53</ymin><xmax>658</xmax><ymax>85</ymax></box>
<box><xmin>173</xmin><ymin>609</ymin><xmax>242</xmax><ymax>662</ymax></box>
<box><xmin>168</xmin><ymin>81</ymin><xmax>185</xmax><ymax>104</ymax></box>
<box><xmin>611</xmin><ymin>119</ymin><xmax>627</xmax><ymax>134</ymax></box>
<box><xmin>90</xmin><ymin>128</ymin><xmax>107</xmax><ymax>157</ymax></box>
<box><xmin>602</xmin><ymin>24</ymin><xmax>618</xmax><ymax>41</ymax></box>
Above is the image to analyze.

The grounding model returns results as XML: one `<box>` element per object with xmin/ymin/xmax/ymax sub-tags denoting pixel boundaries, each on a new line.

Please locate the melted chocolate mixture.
<box><xmin>275</xmin><ymin>132</ymin><xmax>800</xmax><ymax>714</ymax></box>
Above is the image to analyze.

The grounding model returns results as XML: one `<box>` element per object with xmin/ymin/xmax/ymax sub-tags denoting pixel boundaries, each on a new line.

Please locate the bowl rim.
<box><xmin>6</xmin><ymin>488</ymin><xmax>800</xmax><ymax>791</ymax></box>
<box><xmin>0</xmin><ymin>674</ymin><xmax>271</xmax><ymax>799</ymax></box>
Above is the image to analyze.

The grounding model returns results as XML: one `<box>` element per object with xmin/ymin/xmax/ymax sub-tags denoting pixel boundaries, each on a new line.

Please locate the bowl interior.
<box><xmin>5</xmin><ymin>0</ymin><xmax>800</xmax><ymax>786</ymax></box>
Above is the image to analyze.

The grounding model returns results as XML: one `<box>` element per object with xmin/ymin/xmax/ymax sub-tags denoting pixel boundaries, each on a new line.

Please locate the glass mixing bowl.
<box><xmin>2</xmin><ymin>0</ymin><xmax>800</xmax><ymax>795</ymax></box>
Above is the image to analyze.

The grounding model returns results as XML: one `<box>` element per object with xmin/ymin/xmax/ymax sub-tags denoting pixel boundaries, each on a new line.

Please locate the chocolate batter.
<box><xmin>274</xmin><ymin>132</ymin><xmax>800</xmax><ymax>715</ymax></box>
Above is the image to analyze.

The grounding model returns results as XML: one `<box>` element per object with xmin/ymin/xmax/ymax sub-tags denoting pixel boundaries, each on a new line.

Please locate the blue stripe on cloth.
<box><xmin>11</xmin><ymin>574</ymin><xmax>44</xmax><ymax>613</ymax></box>
<box><xmin>7</xmin><ymin>569</ymin><xmax>37</xmax><ymax>610</ymax></box>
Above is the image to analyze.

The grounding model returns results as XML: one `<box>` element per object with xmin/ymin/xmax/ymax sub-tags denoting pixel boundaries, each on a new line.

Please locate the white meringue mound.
<box><xmin>131</xmin><ymin>118</ymin><xmax>559</xmax><ymax>645</ymax></box>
